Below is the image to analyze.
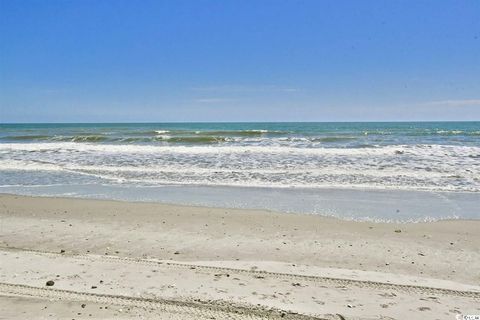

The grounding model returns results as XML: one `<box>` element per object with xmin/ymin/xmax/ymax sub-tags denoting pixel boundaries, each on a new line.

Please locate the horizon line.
<box><xmin>1</xmin><ymin>120</ymin><xmax>480</xmax><ymax>125</ymax></box>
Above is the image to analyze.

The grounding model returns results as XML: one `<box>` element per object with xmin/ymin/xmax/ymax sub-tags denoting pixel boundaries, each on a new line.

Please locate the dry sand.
<box><xmin>0</xmin><ymin>194</ymin><xmax>479</xmax><ymax>319</ymax></box>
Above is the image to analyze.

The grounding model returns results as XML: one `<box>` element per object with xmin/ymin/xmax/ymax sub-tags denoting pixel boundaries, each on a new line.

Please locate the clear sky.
<box><xmin>1</xmin><ymin>0</ymin><xmax>479</xmax><ymax>122</ymax></box>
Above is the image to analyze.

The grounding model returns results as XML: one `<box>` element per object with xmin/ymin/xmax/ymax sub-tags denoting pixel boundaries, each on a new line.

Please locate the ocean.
<box><xmin>1</xmin><ymin>122</ymin><xmax>479</xmax><ymax>222</ymax></box>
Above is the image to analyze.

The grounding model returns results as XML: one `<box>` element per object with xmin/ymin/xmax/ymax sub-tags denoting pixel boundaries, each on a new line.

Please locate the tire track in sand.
<box><xmin>0</xmin><ymin>282</ymin><xmax>329</xmax><ymax>320</ymax></box>
<box><xmin>1</xmin><ymin>246</ymin><xmax>480</xmax><ymax>299</ymax></box>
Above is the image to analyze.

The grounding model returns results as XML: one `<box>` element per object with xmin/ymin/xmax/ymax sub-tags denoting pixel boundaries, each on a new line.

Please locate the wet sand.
<box><xmin>0</xmin><ymin>194</ymin><xmax>479</xmax><ymax>319</ymax></box>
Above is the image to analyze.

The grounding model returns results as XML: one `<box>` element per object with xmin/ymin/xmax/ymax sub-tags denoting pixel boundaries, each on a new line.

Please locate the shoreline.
<box><xmin>1</xmin><ymin>194</ymin><xmax>479</xmax><ymax>319</ymax></box>
<box><xmin>1</xmin><ymin>190</ymin><xmax>478</xmax><ymax>224</ymax></box>
<box><xmin>2</xmin><ymin>183</ymin><xmax>479</xmax><ymax>223</ymax></box>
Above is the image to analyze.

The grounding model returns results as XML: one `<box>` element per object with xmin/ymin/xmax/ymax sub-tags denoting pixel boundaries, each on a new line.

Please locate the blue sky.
<box><xmin>1</xmin><ymin>0</ymin><xmax>479</xmax><ymax>122</ymax></box>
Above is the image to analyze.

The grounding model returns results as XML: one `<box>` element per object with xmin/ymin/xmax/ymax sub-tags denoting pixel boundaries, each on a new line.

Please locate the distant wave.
<box><xmin>435</xmin><ymin>130</ymin><xmax>480</xmax><ymax>136</ymax></box>
<box><xmin>0</xmin><ymin>134</ymin><xmax>374</xmax><ymax>145</ymax></box>
<box><xmin>4</xmin><ymin>135</ymin><xmax>53</xmax><ymax>141</ymax></box>
<box><xmin>70</xmin><ymin>135</ymin><xmax>109</xmax><ymax>142</ymax></box>
<box><xmin>1</xmin><ymin>135</ymin><xmax>111</xmax><ymax>143</ymax></box>
<box><xmin>154</xmin><ymin>135</ymin><xmax>229</xmax><ymax>144</ymax></box>
<box><xmin>0</xmin><ymin>129</ymin><xmax>289</xmax><ymax>144</ymax></box>
<box><xmin>310</xmin><ymin>136</ymin><xmax>358</xmax><ymax>142</ymax></box>
<box><xmin>191</xmin><ymin>129</ymin><xmax>288</xmax><ymax>136</ymax></box>
<box><xmin>2</xmin><ymin>127</ymin><xmax>480</xmax><ymax>147</ymax></box>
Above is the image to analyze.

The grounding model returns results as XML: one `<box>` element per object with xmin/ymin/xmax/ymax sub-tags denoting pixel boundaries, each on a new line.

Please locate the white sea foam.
<box><xmin>1</xmin><ymin>141</ymin><xmax>479</xmax><ymax>156</ymax></box>
<box><xmin>1</xmin><ymin>141</ymin><xmax>478</xmax><ymax>192</ymax></box>
<box><xmin>0</xmin><ymin>159</ymin><xmax>455</xmax><ymax>178</ymax></box>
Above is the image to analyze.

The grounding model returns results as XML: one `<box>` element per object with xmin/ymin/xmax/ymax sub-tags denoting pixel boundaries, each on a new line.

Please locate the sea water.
<box><xmin>1</xmin><ymin>122</ymin><xmax>479</xmax><ymax>222</ymax></box>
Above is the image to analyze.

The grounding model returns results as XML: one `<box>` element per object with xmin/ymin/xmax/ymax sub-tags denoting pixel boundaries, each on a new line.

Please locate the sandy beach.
<box><xmin>2</xmin><ymin>0</ymin><xmax>480</xmax><ymax>318</ymax></box>
<box><xmin>0</xmin><ymin>194</ymin><xmax>478</xmax><ymax>319</ymax></box>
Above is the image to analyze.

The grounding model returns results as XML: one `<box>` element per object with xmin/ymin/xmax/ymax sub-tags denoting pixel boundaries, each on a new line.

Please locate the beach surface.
<box><xmin>0</xmin><ymin>194</ymin><xmax>479</xmax><ymax>319</ymax></box>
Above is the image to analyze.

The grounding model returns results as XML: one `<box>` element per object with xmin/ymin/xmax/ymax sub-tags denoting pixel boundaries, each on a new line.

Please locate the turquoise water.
<box><xmin>1</xmin><ymin>122</ymin><xmax>479</xmax><ymax>221</ymax></box>
<box><xmin>1</xmin><ymin>122</ymin><xmax>480</xmax><ymax>147</ymax></box>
